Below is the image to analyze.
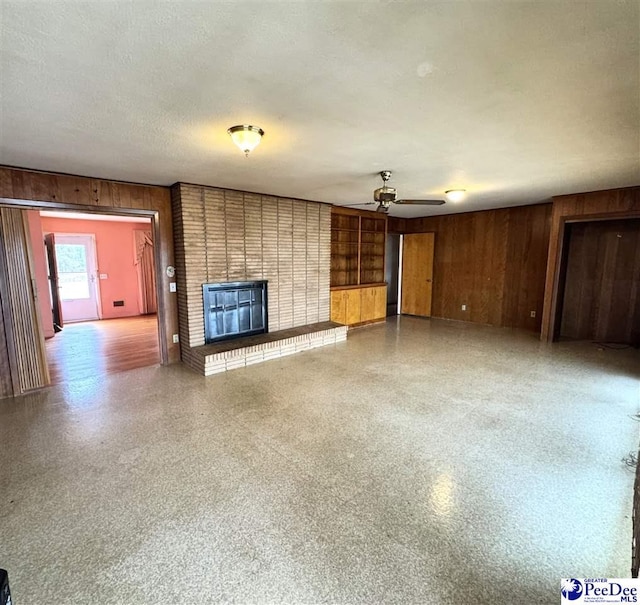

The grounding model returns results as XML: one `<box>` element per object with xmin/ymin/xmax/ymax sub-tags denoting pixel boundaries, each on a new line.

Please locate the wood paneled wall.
<box><xmin>0</xmin><ymin>166</ymin><xmax>179</xmax><ymax>371</ymax></box>
<box><xmin>0</xmin><ymin>208</ymin><xmax>50</xmax><ymax>392</ymax></box>
<box><xmin>387</xmin><ymin>217</ymin><xmax>407</xmax><ymax>234</ymax></box>
<box><xmin>398</xmin><ymin>204</ymin><xmax>552</xmax><ymax>331</ymax></box>
<box><xmin>560</xmin><ymin>219</ymin><xmax>640</xmax><ymax>344</ymax></box>
<box><xmin>541</xmin><ymin>186</ymin><xmax>640</xmax><ymax>341</ymax></box>
<box><xmin>171</xmin><ymin>183</ymin><xmax>331</xmax><ymax>369</ymax></box>
<box><xmin>0</xmin><ymin>242</ymin><xmax>17</xmax><ymax>398</ymax></box>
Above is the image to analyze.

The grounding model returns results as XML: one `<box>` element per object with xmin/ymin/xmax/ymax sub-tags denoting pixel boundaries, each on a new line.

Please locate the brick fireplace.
<box><xmin>171</xmin><ymin>183</ymin><xmax>343</xmax><ymax>374</ymax></box>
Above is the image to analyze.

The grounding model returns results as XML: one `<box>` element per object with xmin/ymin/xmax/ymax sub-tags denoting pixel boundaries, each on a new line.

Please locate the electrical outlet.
<box><xmin>461</xmin><ymin>304</ymin><xmax>466</xmax><ymax>311</ymax></box>
<box><xmin>172</xmin><ymin>334</ymin><xmax>179</xmax><ymax>344</ymax></box>
<box><xmin>530</xmin><ymin>311</ymin><xmax>536</xmax><ymax>318</ymax></box>
<box><xmin>169</xmin><ymin>282</ymin><xmax>177</xmax><ymax>293</ymax></box>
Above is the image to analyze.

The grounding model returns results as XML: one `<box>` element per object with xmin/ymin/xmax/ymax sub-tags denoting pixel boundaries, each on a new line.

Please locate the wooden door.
<box><xmin>44</xmin><ymin>233</ymin><xmax>63</xmax><ymax>330</ymax></box>
<box><xmin>401</xmin><ymin>233</ymin><xmax>435</xmax><ymax>317</ymax></box>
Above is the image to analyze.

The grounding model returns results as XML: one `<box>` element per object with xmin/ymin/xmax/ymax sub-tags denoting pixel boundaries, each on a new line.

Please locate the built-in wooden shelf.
<box><xmin>330</xmin><ymin>207</ymin><xmax>388</xmax><ymax>326</ymax></box>
<box><xmin>330</xmin><ymin>207</ymin><xmax>387</xmax><ymax>288</ymax></box>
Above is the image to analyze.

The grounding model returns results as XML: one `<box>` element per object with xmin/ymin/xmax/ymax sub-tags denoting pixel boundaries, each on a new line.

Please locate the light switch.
<box><xmin>169</xmin><ymin>282</ymin><xmax>177</xmax><ymax>292</ymax></box>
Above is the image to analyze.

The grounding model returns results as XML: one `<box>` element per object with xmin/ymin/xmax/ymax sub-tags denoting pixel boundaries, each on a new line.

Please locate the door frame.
<box><xmin>397</xmin><ymin>234</ymin><xmax>403</xmax><ymax>316</ymax></box>
<box><xmin>545</xmin><ymin>211</ymin><xmax>640</xmax><ymax>342</ymax></box>
<box><xmin>50</xmin><ymin>232</ymin><xmax>102</xmax><ymax>322</ymax></box>
<box><xmin>384</xmin><ymin>233</ymin><xmax>401</xmax><ymax>316</ymax></box>
<box><xmin>0</xmin><ymin>200</ymin><xmax>167</xmax><ymax>366</ymax></box>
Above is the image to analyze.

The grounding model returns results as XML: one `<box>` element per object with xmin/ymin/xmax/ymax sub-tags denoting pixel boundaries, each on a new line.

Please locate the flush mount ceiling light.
<box><xmin>227</xmin><ymin>125</ymin><xmax>264</xmax><ymax>157</ymax></box>
<box><xmin>444</xmin><ymin>189</ymin><xmax>467</xmax><ymax>203</ymax></box>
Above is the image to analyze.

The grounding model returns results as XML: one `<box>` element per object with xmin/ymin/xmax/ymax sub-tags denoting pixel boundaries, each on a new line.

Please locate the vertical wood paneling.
<box><xmin>171</xmin><ymin>184</ymin><xmax>331</xmax><ymax>356</ymax></box>
<box><xmin>541</xmin><ymin>186</ymin><xmax>640</xmax><ymax>341</ymax></box>
<box><xmin>489</xmin><ymin>209</ymin><xmax>509</xmax><ymax>327</ymax></box>
<box><xmin>0</xmin><ymin>208</ymin><xmax>49</xmax><ymax>392</ymax></box>
<box><xmin>401</xmin><ymin>203</ymin><xmax>551</xmax><ymax>332</ymax></box>
<box><xmin>501</xmin><ymin>205</ymin><xmax>550</xmax><ymax>331</ymax></box>
<box><xmin>387</xmin><ymin>217</ymin><xmax>407</xmax><ymax>234</ymax></box>
<box><xmin>0</xmin><ymin>261</ymin><xmax>16</xmax><ymax>398</ymax></box>
<box><xmin>560</xmin><ymin>219</ymin><xmax>640</xmax><ymax>344</ymax></box>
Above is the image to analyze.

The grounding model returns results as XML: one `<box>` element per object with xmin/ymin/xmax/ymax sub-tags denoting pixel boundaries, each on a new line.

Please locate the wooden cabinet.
<box><xmin>331</xmin><ymin>207</ymin><xmax>387</xmax><ymax>326</ymax></box>
<box><xmin>330</xmin><ymin>288</ymin><xmax>361</xmax><ymax>325</ymax></box>
<box><xmin>331</xmin><ymin>208</ymin><xmax>386</xmax><ymax>287</ymax></box>
<box><xmin>365</xmin><ymin>284</ymin><xmax>387</xmax><ymax>320</ymax></box>
<box><xmin>330</xmin><ymin>285</ymin><xmax>387</xmax><ymax>326</ymax></box>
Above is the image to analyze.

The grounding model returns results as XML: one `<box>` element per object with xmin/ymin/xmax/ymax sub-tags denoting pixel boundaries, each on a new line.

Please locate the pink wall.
<box><xmin>39</xmin><ymin>216</ymin><xmax>152</xmax><ymax>320</ymax></box>
<box><xmin>26</xmin><ymin>211</ymin><xmax>55</xmax><ymax>338</ymax></box>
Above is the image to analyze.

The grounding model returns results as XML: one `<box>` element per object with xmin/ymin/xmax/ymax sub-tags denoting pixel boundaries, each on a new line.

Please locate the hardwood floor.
<box><xmin>45</xmin><ymin>315</ymin><xmax>160</xmax><ymax>384</ymax></box>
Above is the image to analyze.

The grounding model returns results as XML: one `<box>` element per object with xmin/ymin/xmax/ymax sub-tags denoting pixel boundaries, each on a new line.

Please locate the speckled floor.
<box><xmin>1</xmin><ymin>317</ymin><xmax>638</xmax><ymax>604</ymax></box>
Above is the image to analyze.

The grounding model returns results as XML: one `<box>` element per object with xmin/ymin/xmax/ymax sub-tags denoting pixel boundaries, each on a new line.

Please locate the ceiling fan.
<box><xmin>345</xmin><ymin>171</ymin><xmax>446</xmax><ymax>214</ymax></box>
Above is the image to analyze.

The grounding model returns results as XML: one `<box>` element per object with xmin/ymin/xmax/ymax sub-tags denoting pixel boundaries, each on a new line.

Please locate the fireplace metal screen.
<box><xmin>203</xmin><ymin>280</ymin><xmax>268</xmax><ymax>344</ymax></box>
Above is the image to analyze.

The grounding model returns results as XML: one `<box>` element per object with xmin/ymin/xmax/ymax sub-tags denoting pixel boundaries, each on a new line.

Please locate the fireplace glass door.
<box><xmin>203</xmin><ymin>281</ymin><xmax>268</xmax><ymax>343</ymax></box>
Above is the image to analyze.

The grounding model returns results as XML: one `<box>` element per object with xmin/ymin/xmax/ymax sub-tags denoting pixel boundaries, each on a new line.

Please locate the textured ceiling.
<box><xmin>1</xmin><ymin>1</ymin><xmax>638</xmax><ymax>217</ymax></box>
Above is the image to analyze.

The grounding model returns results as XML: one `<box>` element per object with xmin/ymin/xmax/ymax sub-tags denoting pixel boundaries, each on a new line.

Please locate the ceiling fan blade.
<box><xmin>394</xmin><ymin>199</ymin><xmax>446</xmax><ymax>206</ymax></box>
<box><xmin>341</xmin><ymin>202</ymin><xmax>377</xmax><ymax>207</ymax></box>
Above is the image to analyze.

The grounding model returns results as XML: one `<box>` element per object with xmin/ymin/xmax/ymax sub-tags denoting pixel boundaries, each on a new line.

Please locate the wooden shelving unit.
<box><xmin>359</xmin><ymin>216</ymin><xmax>385</xmax><ymax>285</ymax></box>
<box><xmin>330</xmin><ymin>208</ymin><xmax>386</xmax><ymax>287</ymax></box>
<box><xmin>330</xmin><ymin>212</ymin><xmax>360</xmax><ymax>287</ymax></box>
<box><xmin>330</xmin><ymin>207</ymin><xmax>387</xmax><ymax>326</ymax></box>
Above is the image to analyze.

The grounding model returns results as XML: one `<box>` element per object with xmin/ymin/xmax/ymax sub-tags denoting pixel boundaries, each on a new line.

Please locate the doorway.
<box><xmin>49</xmin><ymin>234</ymin><xmax>100</xmax><ymax>322</ymax></box>
<box><xmin>558</xmin><ymin>218</ymin><xmax>640</xmax><ymax>345</ymax></box>
<box><xmin>385</xmin><ymin>233</ymin><xmax>400</xmax><ymax>316</ymax></box>
<box><xmin>31</xmin><ymin>210</ymin><xmax>161</xmax><ymax>383</ymax></box>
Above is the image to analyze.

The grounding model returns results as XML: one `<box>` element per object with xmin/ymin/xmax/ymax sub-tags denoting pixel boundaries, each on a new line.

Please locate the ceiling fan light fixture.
<box><xmin>227</xmin><ymin>125</ymin><xmax>264</xmax><ymax>157</ymax></box>
<box><xmin>445</xmin><ymin>189</ymin><xmax>467</xmax><ymax>203</ymax></box>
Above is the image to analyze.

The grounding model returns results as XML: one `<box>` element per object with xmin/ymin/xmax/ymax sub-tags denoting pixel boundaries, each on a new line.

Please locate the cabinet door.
<box><xmin>360</xmin><ymin>287</ymin><xmax>376</xmax><ymax>322</ymax></box>
<box><xmin>330</xmin><ymin>290</ymin><xmax>347</xmax><ymax>324</ymax></box>
<box><xmin>345</xmin><ymin>289</ymin><xmax>361</xmax><ymax>325</ymax></box>
<box><xmin>373</xmin><ymin>285</ymin><xmax>387</xmax><ymax>319</ymax></box>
